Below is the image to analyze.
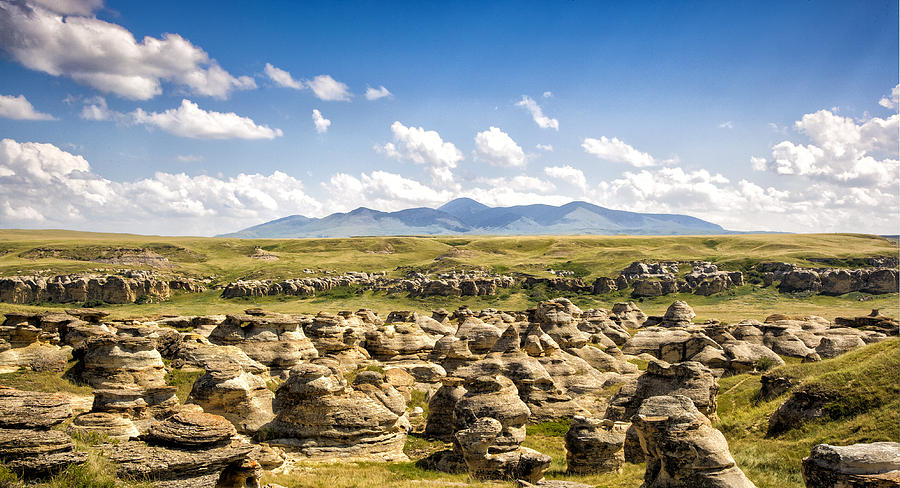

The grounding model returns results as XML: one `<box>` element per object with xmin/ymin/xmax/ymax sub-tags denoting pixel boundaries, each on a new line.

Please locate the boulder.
<box><xmin>208</xmin><ymin>312</ymin><xmax>319</xmax><ymax>378</ymax></box>
<box><xmin>455</xmin><ymin>417</ymin><xmax>551</xmax><ymax>483</ymax></box>
<box><xmin>68</xmin><ymin>412</ymin><xmax>140</xmax><ymax>441</ymax></box>
<box><xmin>81</xmin><ymin>335</ymin><xmax>167</xmax><ymax>389</ymax></box>
<box><xmin>0</xmin><ymin>387</ymin><xmax>73</xmax><ymax>429</ymax></box>
<box><xmin>0</xmin><ymin>428</ymin><xmax>87</xmax><ymax>476</ymax></box>
<box><xmin>802</xmin><ymin>442</ymin><xmax>900</xmax><ymax>488</ymax></box>
<box><xmin>102</xmin><ymin>440</ymin><xmax>255</xmax><ymax>488</ymax></box>
<box><xmin>187</xmin><ymin>358</ymin><xmax>275</xmax><ymax>434</ymax></box>
<box><xmin>147</xmin><ymin>411</ymin><xmax>237</xmax><ymax>448</ymax></box>
<box><xmin>661</xmin><ymin>300</ymin><xmax>695</xmax><ymax>327</ymax></box>
<box><xmin>632</xmin><ymin>395</ymin><xmax>756</xmax><ymax>488</ymax></box>
<box><xmin>564</xmin><ymin>416</ymin><xmax>628</xmax><ymax>474</ymax></box>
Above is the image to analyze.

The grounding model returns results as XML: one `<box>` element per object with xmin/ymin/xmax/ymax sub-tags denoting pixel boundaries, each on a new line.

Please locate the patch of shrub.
<box><xmin>81</xmin><ymin>299</ymin><xmax>105</xmax><ymax>308</ymax></box>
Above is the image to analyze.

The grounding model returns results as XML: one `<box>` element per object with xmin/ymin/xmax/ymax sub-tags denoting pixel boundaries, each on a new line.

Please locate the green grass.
<box><xmin>0</xmin><ymin>363</ymin><xmax>93</xmax><ymax>395</ymax></box>
<box><xmin>164</xmin><ymin>369</ymin><xmax>204</xmax><ymax>403</ymax></box>
<box><xmin>717</xmin><ymin>338</ymin><xmax>900</xmax><ymax>488</ymax></box>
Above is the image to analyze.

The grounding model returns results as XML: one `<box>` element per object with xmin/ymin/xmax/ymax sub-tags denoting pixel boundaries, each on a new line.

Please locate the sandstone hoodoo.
<box><xmin>0</xmin><ymin>271</ymin><xmax>206</xmax><ymax>304</ymax></box>
<box><xmin>565</xmin><ymin>416</ymin><xmax>629</xmax><ymax>475</ymax></box>
<box><xmin>632</xmin><ymin>395</ymin><xmax>757</xmax><ymax>488</ymax></box>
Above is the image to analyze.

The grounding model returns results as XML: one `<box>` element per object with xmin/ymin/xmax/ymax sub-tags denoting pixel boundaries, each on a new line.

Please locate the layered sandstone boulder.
<box><xmin>266</xmin><ymin>363</ymin><xmax>407</xmax><ymax>461</ymax></box>
<box><xmin>0</xmin><ymin>387</ymin><xmax>73</xmax><ymax>429</ymax></box>
<box><xmin>802</xmin><ymin>442</ymin><xmax>900</xmax><ymax>488</ymax></box>
<box><xmin>0</xmin><ymin>428</ymin><xmax>87</xmax><ymax>476</ymax></box>
<box><xmin>455</xmin><ymin>417</ymin><xmax>551</xmax><ymax>483</ymax></box>
<box><xmin>187</xmin><ymin>357</ymin><xmax>275</xmax><ymax>434</ymax></box>
<box><xmin>661</xmin><ymin>300</ymin><xmax>696</xmax><ymax>327</ymax></box>
<box><xmin>632</xmin><ymin>395</ymin><xmax>756</xmax><ymax>488</ymax></box>
<box><xmin>208</xmin><ymin>312</ymin><xmax>319</xmax><ymax>378</ymax></box>
<box><xmin>565</xmin><ymin>416</ymin><xmax>628</xmax><ymax>474</ymax></box>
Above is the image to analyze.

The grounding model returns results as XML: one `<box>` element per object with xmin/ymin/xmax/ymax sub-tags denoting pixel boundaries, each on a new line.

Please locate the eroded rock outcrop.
<box><xmin>565</xmin><ymin>416</ymin><xmax>628</xmax><ymax>474</ymax></box>
<box><xmin>801</xmin><ymin>442</ymin><xmax>900</xmax><ymax>488</ymax></box>
<box><xmin>632</xmin><ymin>395</ymin><xmax>756</xmax><ymax>488</ymax></box>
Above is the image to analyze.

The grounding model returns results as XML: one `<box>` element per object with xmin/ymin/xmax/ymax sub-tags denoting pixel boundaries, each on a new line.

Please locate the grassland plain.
<box><xmin>0</xmin><ymin>230</ymin><xmax>897</xmax><ymax>322</ymax></box>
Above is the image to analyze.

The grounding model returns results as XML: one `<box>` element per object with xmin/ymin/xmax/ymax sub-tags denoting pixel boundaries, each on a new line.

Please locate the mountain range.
<box><xmin>219</xmin><ymin>198</ymin><xmax>731</xmax><ymax>238</ymax></box>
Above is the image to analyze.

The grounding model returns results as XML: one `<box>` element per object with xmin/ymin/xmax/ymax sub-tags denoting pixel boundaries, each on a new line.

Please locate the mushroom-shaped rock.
<box><xmin>81</xmin><ymin>335</ymin><xmax>167</xmax><ymax>389</ymax></box>
<box><xmin>565</xmin><ymin>416</ymin><xmax>628</xmax><ymax>474</ymax></box>
<box><xmin>425</xmin><ymin>377</ymin><xmax>467</xmax><ymax>441</ymax></box>
<box><xmin>535</xmin><ymin>298</ymin><xmax>589</xmax><ymax>348</ymax></box>
<box><xmin>454</xmin><ymin>375</ymin><xmax>531</xmax><ymax>451</ymax></box>
<box><xmin>455</xmin><ymin>417</ymin><xmax>551</xmax><ymax>483</ymax></box>
<box><xmin>632</xmin><ymin>395</ymin><xmax>756</xmax><ymax>488</ymax></box>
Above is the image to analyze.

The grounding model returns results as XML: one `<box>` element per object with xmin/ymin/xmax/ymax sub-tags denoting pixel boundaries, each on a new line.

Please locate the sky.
<box><xmin>0</xmin><ymin>0</ymin><xmax>897</xmax><ymax>236</ymax></box>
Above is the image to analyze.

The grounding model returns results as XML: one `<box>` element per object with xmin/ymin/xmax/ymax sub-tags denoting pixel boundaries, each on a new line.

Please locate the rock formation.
<box><xmin>632</xmin><ymin>395</ymin><xmax>756</xmax><ymax>488</ymax></box>
<box><xmin>802</xmin><ymin>442</ymin><xmax>900</xmax><ymax>488</ymax></box>
<box><xmin>565</xmin><ymin>416</ymin><xmax>628</xmax><ymax>474</ymax></box>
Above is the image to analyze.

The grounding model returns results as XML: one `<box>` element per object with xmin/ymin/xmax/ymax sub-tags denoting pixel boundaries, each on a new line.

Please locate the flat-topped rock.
<box><xmin>565</xmin><ymin>416</ymin><xmax>628</xmax><ymax>474</ymax></box>
<box><xmin>802</xmin><ymin>442</ymin><xmax>900</xmax><ymax>488</ymax></box>
<box><xmin>148</xmin><ymin>411</ymin><xmax>237</xmax><ymax>448</ymax></box>
<box><xmin>0</xmin><ymin>428</ymin><xmax>87</xmax><ymax>476</ymax></box>
<box><xmin>0</xmin><ymin>387</ymin><xmax>73</xmax><ymax>429</ymax></box>
<box><xmin>68</xmin><ymin>412</ymin><xmax>140</xmax><ymax>441</ymax></box>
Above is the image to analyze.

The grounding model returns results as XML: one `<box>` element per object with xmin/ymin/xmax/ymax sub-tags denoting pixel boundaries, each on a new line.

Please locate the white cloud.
<box><xmin>751</xmin><ymin>107</ymin><xmax>899</xmax><ymax>188</ymax></box>
<box><xmin>515</xmin><ymin>95</ymin><xmax>559</xmax><ymax>130</ymax></box>
<box><xmin>536</xmin><ymin>144</ymin><xmax>553</xmax><ymax>151</ymax></box>
<box><xmin>326</xmin><ymin>170</ymin><xmax>454</xmax><ymax>212</ymax></box>
<box><xmin>544</xmin><ymin>165</ymin><xmax>587</xmax><ymax>191</ymax></box>
<box><xmin>582</xmin><ymin>136</ymin><xmax>659</xmax><ymax>167</ymax></box>
<box><xmin>27</xmin><ymin>0</ymin><xmax>103</xmax><ymax>15</ymax></box>
<box><xmin>0</xmin><ymin>93</ymin><xmax>56</xmax><ymax>120</ymax></box>
<box><xmin>474</xmin><ymin>126</ymin><xmax>526</xmax><ymax>168</ymax></box>
<box><xmin>131</xmin><ymin>99</ymin><xmax>283</xmax><ymax>140</ymax></box>
<box><xmin>312</xmin><ymin>109</ymin><xmax>331</xmax><ymax>134</ymax></box>
<box><xmin>878</xmin><ymin>83</ymin><xmax>899</xmax><ymax>109</ymax></box>
<box><xmin>264</xmin><ymin>63</ymin><xmax>303</xmax><ymax>89</ymax></box>
<box><xmin>718</xmin><ymin>121</ymin><xmax>734</xmax><ymax>129</ymax></box>
<box><xmin>0</xmin><ymin>138</ymin><xmax>320</xmax><ymax>235</ymax></box>
<box><xmin>0</xmin><ymin>1</ymin><xmax>256</xmax><ymax>100</ymax></box>
<box><xmin>365</xmin><ymin>85</ymin><xmax>392</xmax><ymax>100</ymax></box>
<box><xmin>79</xmin><ymin>96</ymin><xmax>121</xmax><ymax>121</ymax></box>
<box><xmin>377</xmin><ymin>121</ymin><xmax>463</xmax><ymax>185</ymax></box>
<box><xmin>542</xmin><ymin>91</ymin><xmax>552</xmax><ymax>98</ymax></box>
<box><xmin>176</xmin><ymin>154</ymin><xmax>203</xmax><ymax>163</ymax></box>
<box><xmin>305</xmin><ymin>74</ymin><xmax>351</xmax><ymax>101</ymax></box>
<box><xmin>476</xmin><ymin>175</ymin><xmax>556</xmax><ymax>193</ymax></box>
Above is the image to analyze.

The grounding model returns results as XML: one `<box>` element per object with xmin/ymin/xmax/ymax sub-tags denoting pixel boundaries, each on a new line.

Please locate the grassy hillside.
<box><xmin>0</xmin><ymin>230</ymin><xmax>896</xmax><ymax>282</ymax></box>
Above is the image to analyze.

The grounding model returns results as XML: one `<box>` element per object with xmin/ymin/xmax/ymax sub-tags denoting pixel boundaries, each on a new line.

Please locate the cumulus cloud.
<box><xmin>305</xmin><ymin>74</ymin><xmax>351</xmax><ymax>101</ymax></box>
<box><xmin>536</xmin><ymin>144</ymin><xmax>553</xmax><ymax>151</ymax></box>
<box><xmin>542</xmin><ymin>91</ymin><xmax>552</xmax><ymax>98</ymax></box>
<box><xmin>311</xmin><ymin>109</ymin><xmax>331</xmax><ymax>134</ymax></box>
<box><xmin>264</xmin><ymin>63</ymin><xmax>303</xmax><ymax>89</ymax></box>
<box><xmin>0</xmin><ymin>93</ymin><xmax>56</xmax><ymax>120</ymax></box>
<box><xmin>474</xmin><ymin>127</ymin><xmax>526</xmax><ymax>168</ymax></box>
<box><xmin>878</xmin><ymin>83</ymin><xmax>899</xmax><ymax>109</ymax></box>
<box><xmin>515</xmin><ymin>95</ymin><xmax>559</xmax><ymax>130</ymax></box>
<box><xmin>751</xmin><ymin>106</ymin><xmax>898</xmax><ymax>188</ymax></box>
<box><xmin>718</xmin><ymin>121</ymin><xmax>734</xmax><ymax>129</ymax></box>
<box><xmin>131</xmin><ymin>99</ymin><xmax>283</xmax><ymax>139</ymax></box>
<box><xmin>582</xmin><ymin>136</ymin><xmax>660</xmax><ymax>167</ymax></box>
<box><xmin>365</xmin><ymin>85</ymin><xmax>392</xmax><ymax>100</ymax></box>
<box><xmin>377</xmin><ymin>121</ymin><xmax>463</xmax><ymax>185</ymax></box>
<box><xmin>475</xmin><ymin>175</ymin><xmax>556</xmax><ymax>193</ymax></box>
<box><xmin>0</xmin><ymin>1</ymin><xmax>256</xmax><ymax>100</ymax></box>
<box><xmin>0</xmin><ymin>138</ymin><xmax>320</xmax><ymax>235</ymax></box>
<box><xmin>544</xmin><ymin>165</ymin><xmax>587</xmax><ymax>191</ymax></box>
<box><xmin>27</xmin><ymin>0</ymin><xmax>103</xmax><ymax>15</ymax></box>
<box><xmin>326</xmin><ymin>170</ymin><xmax>454</xmax><ymax>212</ymax></box>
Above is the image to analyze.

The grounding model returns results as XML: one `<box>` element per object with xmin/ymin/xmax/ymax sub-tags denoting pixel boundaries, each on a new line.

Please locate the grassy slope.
<box><xmin>0</xmin><ymin>230</ymin><xmax>897</xmax><ymax>322</ymax></box>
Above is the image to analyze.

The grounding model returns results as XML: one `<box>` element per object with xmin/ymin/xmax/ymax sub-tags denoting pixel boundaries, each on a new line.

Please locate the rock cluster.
<box><xmin>221</xmin><ymin>272</ymin><xmax>516</xmax><ymax>299</ymax></box>
<box><xmin>0</xmin><ymin>271</ymin><xmax>206</xmax><ymax>304</ymax></box>
<box><xmin>758</xmin><ymin>262</ymin><xmax>899</xmax><ymax>295</ymax></box>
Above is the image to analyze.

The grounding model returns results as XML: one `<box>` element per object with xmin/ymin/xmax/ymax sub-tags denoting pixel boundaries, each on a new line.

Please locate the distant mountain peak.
<box><xmin>218</xmin><ymin>199</ymin><xmax>730</xmax><ymax>238</ymax></box>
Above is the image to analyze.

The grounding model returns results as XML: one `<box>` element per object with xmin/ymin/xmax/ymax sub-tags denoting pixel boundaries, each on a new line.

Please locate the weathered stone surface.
<box><xmin>0</xmin><ymin>387</ymin><xmax>73</xmax><ymax>429</ymax></box>
<box><xmin>661</xmin><ymin>300</ymin><xmax>696</xmax><ymax>327</ymax></box>
<box><xmin>455</xmin><ymin>417</ymin><xmax>551</xmax><ymax>483</ymax></box>
<box><xmin>103</xmin><ymin>440</ymin><xmax>254</xmax><ymax>488</ymax></box>
<box><xmin>535</xmin><ymin>298</ymin><xmax>589</xmax><ymax>348</ymax></box>
<box><xmin>208</xmin><ymin>312</ymin><xmax>319</xmax><ymax>378</ymax></box>
<box><xmin>81</xmin><ymin>335</ymin><xmax>167</xmax><ymax>389</ymax></box>
<box><xmin>632</xmin><ymin>395</ymin><xmax>756</xmax><ymax>488</ymax></box>
<box><xmin>611</xmin><ymin>302</ymin><xmax>647</xmax><ymax>328</ymax></box>
<box><xmin>454</xmin><ymin>375</ymin><xmax>531</xmax><ymax>451</ymax></box>
<box><xmin>425</xmin><ymin>378</ymin><xmax>466</xmax><ymax>441</ymax></box>
<box><xmin>68</xmin><ymin>412</ymin><xmax>140</xmax><ymax>441</ymax></box>
<box><xmin>365</xmin><ymin>321</ymin><xmax>436</xmax><ymax>360</ymax></box>
<box><xmin>187</xmin><ymin>358</ymin><xmax>275</xmax><ymax>434</ymax></box>
<box><xmin>767</xmin><ymin>388</ymin><xmax>837</xmax><ymax>437</ymax></box>
<box><xmin>0</xmin><ymin>428</ymin><xmax>87</xmax><ymax>476</ymax></box>
<box><xmin>148</xmin><ymin>411</ymin><xmax>237</xmax><ymax>448</ymax></box>
<box><xmin>802</xmin><ymin>442</ymin><xmax>900</xmax><ymax>488</ymax></box>
<box><xmin>91</xmin><ymin>386</ymin><xmax>179</xmax><ymax>420</ymax></box>
<box><xmin>267</xmin><ymin>363</ymin><xmax>407</xmax><ymax>461</ymax></box>
<box><xmin>607</xmin><ymin>360</ymin><xmax>719</xmax><ymax>422</ymax></box>
<box><xmin>565</xmin><ymin>416</ymin><xmax>628</xmax><ymax>474</ymax></box>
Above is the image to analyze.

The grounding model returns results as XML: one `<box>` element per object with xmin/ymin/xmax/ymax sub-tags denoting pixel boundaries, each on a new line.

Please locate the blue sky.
<box><xmin>0</xmin><ymin>0</ymin><xmax>897</xmax><ymax>235</ymax></box>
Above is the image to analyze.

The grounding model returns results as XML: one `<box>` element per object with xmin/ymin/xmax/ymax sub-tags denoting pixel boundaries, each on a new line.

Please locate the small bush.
<box><xmin>133</xmin><ymin>294</ymin><xmax>150</xmax><ymax>304</ymax></box>
<box><xmin>81</xmin><ymin>299</ymin><xmax>104</xmax><ymax>308</ymax></box>
<box><xmin>755</xmin><ymin>356</ymin><xmax>778</xmax><ymax>372</ymax></box>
